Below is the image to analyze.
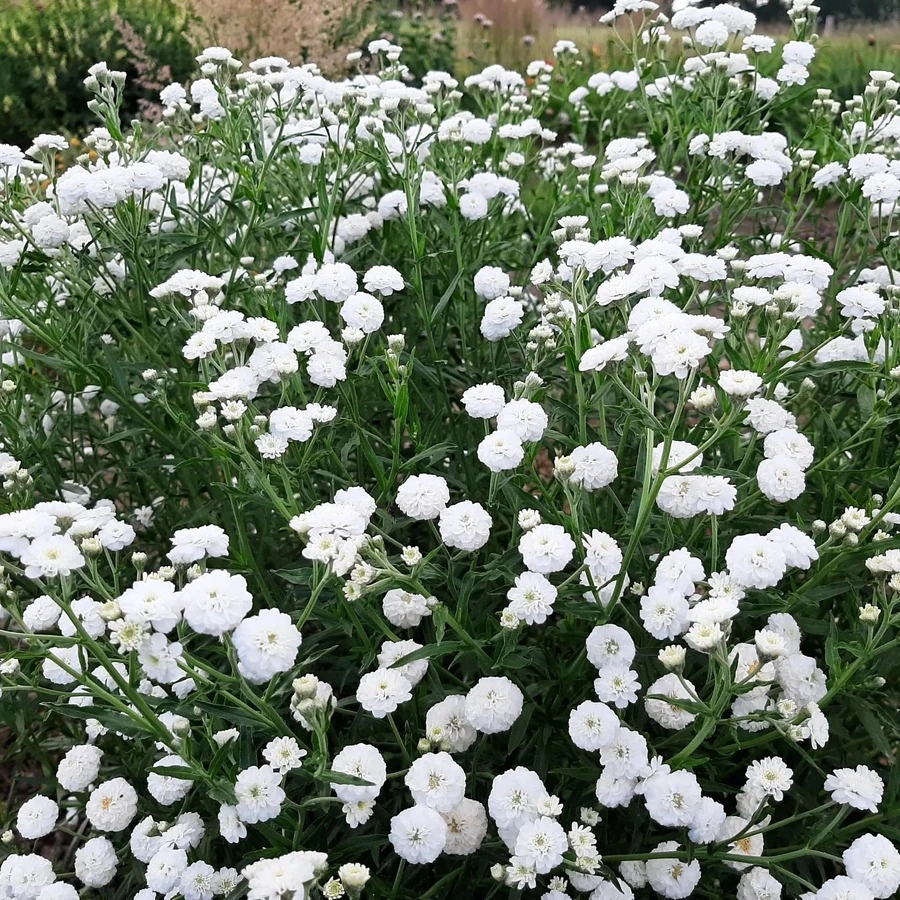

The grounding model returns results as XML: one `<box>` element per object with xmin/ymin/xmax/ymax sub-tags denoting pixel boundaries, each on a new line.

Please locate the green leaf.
<box><xmin>388</xmin><ymin>640</ymin><xmax>466</xmax><ymax>667</ymax></box>
<box><xmin>46</xmin><ymin>703</ymin><xmax>149</xmax><ymax>738</ymax></box>
<box><xmin>192</xmin><ymin>700</ymin><xmax>271</xmax><ymax>729</ymax></box>
<box><xmin>274</xmin><ymin>567</ymin><xmax>313</xmax><ymax>586</ymax></box>
<box><xmin>150</xmin><ymin>764</ymin><xmax>201</xmax><ymax>780</ymax></box>
<box><xmin>315</xmin><ymin>769</ymin><xmax>375</xmax><ymax>787</ymax></box>
<box><xmin>856</xmin><ymin>703</ymin><xmax>893</xmax><ymax>759</ymax></box>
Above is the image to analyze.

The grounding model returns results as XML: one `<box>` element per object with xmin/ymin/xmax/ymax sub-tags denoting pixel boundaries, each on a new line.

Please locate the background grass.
<box><xmin>2</xmin><ymin>0</ymin><xmax>900</xmax><ymax>145</ymax></box>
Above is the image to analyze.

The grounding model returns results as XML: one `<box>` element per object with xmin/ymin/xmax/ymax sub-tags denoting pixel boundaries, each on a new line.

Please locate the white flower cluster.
<box><xmin>1</xmin><ymin>2</ymin><xmax>899</xmax><ymax>899</ymax></box>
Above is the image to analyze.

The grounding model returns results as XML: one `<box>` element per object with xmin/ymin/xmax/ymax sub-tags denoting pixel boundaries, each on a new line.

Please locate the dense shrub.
<box><xmin>0</xmin><ymin>0</ymin><xmax>195</xmax><ymax>146</ymax></box>
<box><xmin>371</xmin><ymin>1</ymin><xmax>458</xmax><ymax>79</ymax></box>
<box><xmin>1</xmin><ymin>2</ymin><xmax>900</xmax><ymax>900</ymax></box>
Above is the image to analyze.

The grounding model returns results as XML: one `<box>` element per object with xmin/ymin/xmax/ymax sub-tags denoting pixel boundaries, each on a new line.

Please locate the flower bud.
<box><xmin>339</xmin><ymin>863</ymin><xmax>371</xmax><ymax>898</ymax></box>
<box><xmin>80</xmin><ymin>537</ymin><xmax>102</xmax><ymax>557</ymax></box>
<box><xmin>859</xmin><ymin>603</ymin><xmax>881</xmax><ymax>624</ymax></box>
<box><xmin>400</xmin><ymin>546</ymin><xmax>422</xmax><ymax>567</ymax></box>
<box><xmin>518</xmin><ymin>509</ymin><xmax>541</xmax><ymax>531</ymax></box>
<box><xmin>293</xmin><ymin>674</ymin><xmax>320</xmax><ymax>701</ymax></box>
<box><xmin>658</xmin><ymin>645</ymin><xmax>685</xmax><ymax>671</ymax></box>
<box><xmin>98</xmin><ymin>600</ymin><xmax>122</xmax><ymax>622</ymax></box>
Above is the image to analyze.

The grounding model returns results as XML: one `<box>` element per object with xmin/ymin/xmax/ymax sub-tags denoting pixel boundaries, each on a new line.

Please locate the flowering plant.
<box><xmin>1</xmin><ymin>3</ymin><xmax>900</xmax><ymax>900</ymax></box>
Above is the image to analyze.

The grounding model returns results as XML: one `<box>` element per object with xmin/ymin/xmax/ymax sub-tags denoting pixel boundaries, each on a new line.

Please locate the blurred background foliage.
<box><xmin>1</xmin><ymin>0</ymin><xmax>899</xmax><ymax>146</ymax></box>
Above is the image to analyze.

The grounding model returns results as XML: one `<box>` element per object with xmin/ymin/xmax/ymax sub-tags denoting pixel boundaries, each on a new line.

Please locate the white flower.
<box><xmin>473</xmin><ymin>265</ymin><xmax>511</xmax><ymax>299</ymax></box>
<box><xmin>117</xmin><ymin>579</ymin><xmax>183</xmax><ymax>633</ymax></box>
<box><xmin>594</xmin><ymin>664</ymin><xmax>640</xmax><ymax>709</ymax></box>
<box><xmin>843</xmin><ymin>834</ymin><xmax>900</xmax><ymax>898</ymax></box>
<box><xmin>461</xmin><ymin>383</ymin><xmax>505</xmax><ymax>418</ymax></box>
<box><xmin>644</xmin><ymin>674</ymin><xmax>698</xmax><ymax>730</ymax></box>
<box><xmin>97</xmin><ymin>519</ymin><xmax>136</xmax><ymax>551</ymax></box>
<box><xmin>745</xmin><ymin>398</ymin><xmax>796</xmax><ymax>435</ymax></box>
<box><xmin>465</xmin><ymin>676</ymin><xmax>524</xmax><ymax>734</ymax></box>
<box><xmin>595</xmin><ymin>769</ymin><xmax>638</xmax><ymax>809</ymax></box>
<box><xmin>167</xmin><ymin>524</ymin><xmax>229</xmax><ymax>564</ymax></box>
<box><xmin>85</xmin><ymin>778</ymin><xmax>138</xmax><ymax>832</ymax></box>
<box><xmin>180</xmin><ymin>861</ymin><xmax>216</xmax><ymax>900</ymax></box>
<box><xmin>389</xmin><ymin>806</ymin><xmax>448</xmax><ymax>864</ymax></box>
<box><xmin>514</xmin><ymin>816</ymin><xmax>567</xmax><ymax>873</ymax></box>
<box><xmin>382</xmin><ymin>589</ymin><xmax>432</xmax><ymax>629</ymax></box>
<box><xmin>356</xmin><ymin>668</ymin><xmax>413</xmax><ymax>718</ymax></box>
<box><xmin>405</xmin><ymin>752</ymin><xmax>467</xmax><ymax>812</ymax></box>
<box><xmin>580</xmin><ymin>337</ymin><xmax>630</xmax><ymax>371</ymax></box>
<box><xmin>726</xmin><ymin>534</ymin><xmax>787</xmax><ymax>589</ymax></box>
<box><xmin>269</xmin><ymin>407</ymin><xmax>314</xmax><ymax>443</ymax></box>
<box><xmin>439</xmin><ymin>501</ymin><xmax>492</xmax><ymax>551</ymax></box>
<box><xmin>181</xmin><ymin>569</ymin><xmax>253</xmax><ymax>635</ymax></box>
<box><xmin>736</xmin><ymin>866</ymin><xmax>782</xmax><ymax>900</ymax></box>
<box><xmin>477</xmin><ymin>429</ymin><xmax>525</xmax><ymax>471</ymax></box>
<box><xmin>688</xmin><ymin>797</ymin><xmax>727</xmax><ymax>844</ymax></box>
<box><xmin>481</xmin><ymin>296</ymin><xmax>524</xmax><ymax>340</ymax></box>
<box><xmin>569</xmin><ymin>442</ymin><xmax>618</xmax><ymax>490</ymax></box>
<box><xmin>138</xmin><ymin>632</ymin><xmax>184</xmax><ymax>683</ymax></box>
<box><xmin>234</xmin><ymin>765</ymin><xmax>285</xmax><ymax>823</ymax></box>
<box><xmin>147</xmin><ymin>755</ymin><xmax>193</xmax><ymax>805</ymax></box>
<box><xmin>340</xmin><ymin>292</ymin><xmax>384</xmax><ymax>333</ymax></box>
<box><xmin>364</xmin><ymin>265</ymin><xmax>404</xmax><ymax>295</ymax></box>
<box><xmin>824</xmin><ymin>766</ymin><xmax>883</xmax><ymax>813</ymax></box>
<box><xmin>232</xmin><ymin>608</ymin><xmax>302</xmax><ymax>684</ymax></box>
<box><xmin>316</xmin><ymin>262</ymin><xmax>358</xmax><ymax>302</ymax></box>
<box><xmin>16</xmin><ymin>796</ymin><xmax>58</xmax><ymax>840</ymax></box>
<box><xmin>643</xmin><ymin>771</ymin><xmax>702</xmax><ymax>827</ymax></box>
<box><xmin>441</xmin><ymin>799</ymin><xmax>488</xmax><ymax>855</ymax></box>
<box><xmin>652</xmin><ymin>440</ymin><xmax>702</xmax><ymax>475</ymax></box>
<box><xmin>20</xmin><ymin>535</ymin><xmax>85</xmax><ymax>578</ymax></box>
<box><xmin>600</xmin><ymin>728</ymin><xmax>649</xmax><ymax>779</ymax></box>
<box><xmin>22</xmin><ymin>595</ymin><xmax>61</xmax><ymax>632</ymax></box>
<box><xmin>719</xmin><ymin>369</ymin><xmax>763</xmax><ymax>398</ymax></box>
<box><xmin>426</xmin><ymin>695</ymin><xmax>477</xmax><ymax>753</ymax></box>
<box><xmin>767</xmin><ymin>524</ymin><xmax>817</xmax><ymax>570</ymax></box>
<box><xmin>243</xmin><ymin>852</ymin><xmax>318</xmax><ymax>898</ymax></box>
<box><xmin>655</xmin><ymin>548</ymin><xmax>704</xmax><ymax>596</ymax></box>
<box><xmin>776</xmin><ymin>653</ymin><xmax>827</xmax><ymax>705</ymax></box>
<box><xmin>718</xmin><ymin>815</ymin><xmax>764</xmax><ymax>870</ymax></box>
<box><xmin>568</xmin><ymin>700</ymin><xmax>620</xmax><ymax>751</ymax></box>
<box><xmin>507</xmin><ymin>571</ymin><xmax>558</xmax><ymax>625</ymax></box>
<box><xmin>519</xmin><ymin>524</ymin><xmax>575</xmax><ymax>574</ymax></box>
<box><xmin>488</xmin><ymin>767</ymin><xmax>550</xmax><ymax>835</ymax></box>
<box><xmin>745</xmin><ymin>756</ymin><xmax>793</xmax><ymax>801</ymax></box>
<box><xmin>813</xmin><ymin>876</ymin><xmax>875</xmax><ymax>899</ymax></box>
<box><xmin>645</xmin><ymin>842</ymin><xmax>701</xmax><ymax>898</ymax></box>
<box><xmin>74</xmin><ymin>836</ymin><xmax>118</xmax><ymax>887</ymax></box>
<box><xmin>640</xmin><ymin>587</ymin><xmax>690</xmax><ymax>640</ymax></box>
<box><xmin>586</xmin><ymin>624</ymin><xmax>635</xmax><ymax>670</ymax></box>
<box><xmin>263</xmin><ymin>736</ymin><xmax>307</xmax><ymax>774</ymax></box>
<box><xmin>331</xmin><ymin>743</ymin><xmax>387</xmax><ymax>803</ymax></box>
<box><xmin>695</xmin><ymin>19</ymin><xmax>729</xmax><ymax>47</ymax></box>
<box><xmin>0</xmin><ymin>854</ymin><xmax>56</xmax><ymax>899</ymax></box>
<box><xmin>57</xmin><ymin>744</ymin><xmax>103</xmax><ymax>792</ymax></box>
<box><xmin>377</xmin><ymin>639</ymin><xmax>428</xmax><ymax>686</ymax></box>
<box><xmin>497</xmin><ymin>399</ymin><xmax>548</xmax><ymax>442</ymax></box>
<box><xmin>763</xmin><ymin>429</ymin><xmax>814</xmax><ymax>469</ymax></box>
<box><xmin>146</xmin><ymin>848</ymin><xmax>189</xmax><ymax>894</ymax></box>
<box><xmin>757</xmin><ymin>456</ymin><xmax>806</xmax><ymax>502</ymax></box>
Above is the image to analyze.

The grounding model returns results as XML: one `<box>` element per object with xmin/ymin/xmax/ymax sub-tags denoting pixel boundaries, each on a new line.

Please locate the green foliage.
<box><xmin>369</xmin><ymin>1</ymin><xmax>458</xmax><ymax>78</ymax></box>
<box><xmin>0</xmin><ymin>0</ymin><xmax>196</xmax><ymax>146</ymax></box>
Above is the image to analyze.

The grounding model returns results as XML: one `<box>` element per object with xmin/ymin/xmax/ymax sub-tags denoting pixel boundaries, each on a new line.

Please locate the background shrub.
<box><xmin>0</xmin><ymin>0</ymin><xmax>196</xmax><ymax>146</ymax></box>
